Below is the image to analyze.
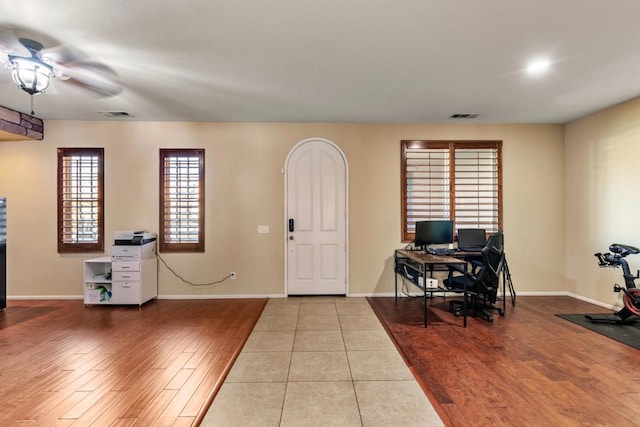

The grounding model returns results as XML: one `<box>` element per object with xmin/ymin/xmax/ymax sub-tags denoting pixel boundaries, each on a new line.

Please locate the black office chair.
<box><xmin>443</xmin><ymin>231</ymin><xmax>505</xmax><ymax>322</ymax></box>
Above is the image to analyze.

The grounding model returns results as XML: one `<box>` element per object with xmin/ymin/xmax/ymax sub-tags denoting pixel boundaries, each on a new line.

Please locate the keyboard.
<box><xmin>458</xmin><ymin>247</ymin><xmax>484</xmax><ymax>252</ymax></box>
<box><xmin>427</xmin><ymin>248</ymin><xmax>453</xmax><ymax>256</ymax></box>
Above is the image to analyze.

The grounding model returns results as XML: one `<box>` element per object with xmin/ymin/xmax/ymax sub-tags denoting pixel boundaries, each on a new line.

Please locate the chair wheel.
<box><xmin>498</xmin><ymin>309</ymin><xmax>505</xmax><ymax>316</ymax></box>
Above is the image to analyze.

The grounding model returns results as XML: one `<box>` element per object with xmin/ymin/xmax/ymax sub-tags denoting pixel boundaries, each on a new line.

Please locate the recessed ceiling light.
<box><xmin>526</xmin><ymin>58</ymin><xmax>551</xmax><ymax>76</ymax></box>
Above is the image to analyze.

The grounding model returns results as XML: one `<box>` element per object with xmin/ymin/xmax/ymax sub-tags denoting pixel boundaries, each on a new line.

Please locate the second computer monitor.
<box><xmin>414</xmin><ymin>220</ymin><xmax>454</xmax><ymax>248</ymax></box>
<box><xmin>457</xmin><ymin>228</ymin><xmax>487</xmax><ymax>251</ymax></box>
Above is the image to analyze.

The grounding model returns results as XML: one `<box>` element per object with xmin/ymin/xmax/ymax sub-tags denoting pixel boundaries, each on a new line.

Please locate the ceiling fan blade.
<box><xmin>55</xmin><ymin>56</ymin><xmax>122</xmax><ymax>97</ymax></box>
<box><xmin>42</xmin><ymin>44</ymin><xmax>88</xmax><ymax>66</ymax></box>
<box><xmin>67</xmin><ymin>77</ymin><xmax>122</xmax><ymax>97</ymax></box>
<box><xmin>55</xmin><ymin>58</ymin><xmax>118</xmax><ymax>77</ymax></box>
<box><xmin>0</xmin><ymin>27</ymin><xmax>29</xmax><ymax>56</ymax></box>
<box><xmin>57</xmin><ymin>64</ymin><xmax>123</xmax><ymax>97</ymax></box>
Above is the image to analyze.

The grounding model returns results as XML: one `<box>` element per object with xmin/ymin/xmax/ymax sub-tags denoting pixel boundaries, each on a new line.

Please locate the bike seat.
<box><xmin>609</xmin><ymin>243</ymin><xmax>640</xmax><ymax>256</ymax></box>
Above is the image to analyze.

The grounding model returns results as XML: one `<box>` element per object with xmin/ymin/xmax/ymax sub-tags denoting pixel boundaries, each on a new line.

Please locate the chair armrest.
<box><xmin>447</xmin><ymin>264</ymin><xmax>467</xmax><ymax>275</ymax></box>
<box><xmin>445</xmin><ymin>264</ymin><xmax>463</xmax><ymax>283</ymax></box>
<box><xmin>447</xmin><ymin>264</ymin><xmax>476</xmax><ymax>280</ymax></box>
<box><xmin>469</xmin><ymin>260</ymin><xmax>484</xmax><ymax>274</ymax></box>
<box><xmin>445</xmin><ymin>264</ymin><xmax>477</xmax><ymax>284</ymax></box>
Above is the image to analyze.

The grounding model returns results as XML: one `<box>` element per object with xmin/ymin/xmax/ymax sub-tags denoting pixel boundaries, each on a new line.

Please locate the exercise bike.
<box><xmin>587</xmin><ymin>243</ymin><xmax>640</xmax><ymax>324</ymax></box>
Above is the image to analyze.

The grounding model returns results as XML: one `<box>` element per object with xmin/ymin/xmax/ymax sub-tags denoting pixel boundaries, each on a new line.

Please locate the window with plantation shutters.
<box><xmin>57</xmin><ymin>148</ymin><xmax>104</xmax><ymax>253</ymax></box>
<box><xmin>401</xmin><ymin>140</ymin><xmax>502</xmax><ymax>242</ymax></box>
<box><xmin>159</xmin><ymin>149</ymin><xmax>205</xmax><ymax>252</ymax></box>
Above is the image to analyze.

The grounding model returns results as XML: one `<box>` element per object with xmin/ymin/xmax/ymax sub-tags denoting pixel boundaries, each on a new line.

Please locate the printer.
<box><xmin>114</xmin><ymin>230</ymin><xmax>157</xmax><ymax>246</ymax></box>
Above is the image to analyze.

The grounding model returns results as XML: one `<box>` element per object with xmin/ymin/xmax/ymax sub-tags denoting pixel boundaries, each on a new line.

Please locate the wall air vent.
<box><xmin>450</xmin><ymin>113</ymin><xmax>479</xmax><ymax>119</ymax></box>
<box><xmin>99</xmin><ymin>111</ymin><xmax>135</xmax><ymax>118</ymax></box>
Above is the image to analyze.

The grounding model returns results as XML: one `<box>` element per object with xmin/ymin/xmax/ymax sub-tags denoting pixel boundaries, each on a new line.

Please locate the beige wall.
<box><xmin>565</xmin><ymin>97</ymin><xmax>640</xmax><ymax>306</ymax></box>
<box><xmin>0</xmin><ymin>121</ymin><xmax>565</xmax><ymax>298</ymax></box>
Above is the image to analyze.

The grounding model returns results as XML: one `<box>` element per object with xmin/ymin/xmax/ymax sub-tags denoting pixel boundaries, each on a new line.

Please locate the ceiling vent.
<box><xmin>99</xmin><ymin>111</ymin><xmax>134</xmax><ymax>118</ymax></box>
<box><xmin>450</xmin><ymin>113</ymin><xmax>479</xmax><ymax>119</ymax></box>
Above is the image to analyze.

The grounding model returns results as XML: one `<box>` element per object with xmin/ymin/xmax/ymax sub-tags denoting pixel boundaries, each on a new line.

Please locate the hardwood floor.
<box><xmin>4</xmin><ymin>296</ymin><xmax>639</xmax><ymax>426</ymax></box>
<box><xmin>368</xmin><ymin>295</ymin><xmax>640</xmax><ymax>427</ymax></box>
<box><xmin>0</xmin><ymin>298</ymin><xmax>266</xmax><ymax>426</ymax></box>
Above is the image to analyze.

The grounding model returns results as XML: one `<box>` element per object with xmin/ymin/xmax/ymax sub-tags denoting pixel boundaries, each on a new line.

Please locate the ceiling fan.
<box><xmin>0</xmin><ymin>25</ymin><xmax>122</xmax><ymax>113</ymax></box>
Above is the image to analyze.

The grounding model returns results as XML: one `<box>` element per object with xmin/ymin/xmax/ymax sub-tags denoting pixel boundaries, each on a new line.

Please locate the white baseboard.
<box><xmin>157</xmin><ymin>294</ymin><xmax>285</xmax><ymax>299</ymax></box>
<box><xmin>564</xmin><ymin>292</ymin><xmax>618</xmax><ymax>310</ymax></box>
<box><xmin>4</xmin><ymin>291</ymin><xmax>620</xmax><ymax>310</ymax></box>
<box><xmin>8</xmin><ymin>295</ymin><xmax>83</xmax><ymax>300</ymax></box>
<box><xmin>349</xmin><ymin>293</ymin><xmax>428</xmax><ymax>298</ymax></box>
<box><xmin>349</xmin><ymin>293</ymin><xmax>395</xmax><ymax>298</ymax></box>
<box><xmin>7</xmin><ymin>294</ymin><xmax>285</xmax><ymax>301</ymax></box>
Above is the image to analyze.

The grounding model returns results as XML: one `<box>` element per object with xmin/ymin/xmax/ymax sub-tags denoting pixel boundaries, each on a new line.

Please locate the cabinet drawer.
<box><xmin>113</xmin><ymin>271</ymin><xmax>140</xmax><ymax>282</ymax></box>
<box><xmin>112</xmin><ymin>261</ymin><xmax>139</xmax><ymax>272</ymax></box>
<box><xmin>111</xmin><ymin>281</ymin><xmax>140</xmax><ymax>304</ymax></box>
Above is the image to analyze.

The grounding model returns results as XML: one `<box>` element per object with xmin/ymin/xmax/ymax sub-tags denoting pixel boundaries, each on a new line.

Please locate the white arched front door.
<box><xmin>284</xmin><ymin>138</ymin><xmax>348</xmax><ymax>295</ymax></box>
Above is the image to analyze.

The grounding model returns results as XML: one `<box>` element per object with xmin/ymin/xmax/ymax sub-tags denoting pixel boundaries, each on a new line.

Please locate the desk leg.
<box><xmin>394</xmin><ymin>258</ymin><xmax>398</xmax><ymax>301</ymax></box>
<box><xmin>424</xmin><ymin>281</ymin><xmax>427</xmax><ymax>328</ymax></box>
<box><xmin>502</xmin><ymin>267</ymin><xmax>506</xmax><ymax>313</ymax></box>
<box><xmin>423</xmin><ymin>263</ymin><xmax>428</xmax><ymax>328</ymax></box>
<box><xmin>463</xmin><ymin>291</ymin><xmax>467</xmax><ymax>328</ymax></box>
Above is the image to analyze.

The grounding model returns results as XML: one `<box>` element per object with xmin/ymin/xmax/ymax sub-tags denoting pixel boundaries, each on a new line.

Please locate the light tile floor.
<box><xmin>201</xmin><ymin>296</ymin><xmax>444</xmax><ymax>427</ymax></box>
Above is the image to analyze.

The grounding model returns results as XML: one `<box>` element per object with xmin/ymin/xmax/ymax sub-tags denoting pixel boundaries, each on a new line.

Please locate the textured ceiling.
<box><xmin>0</xmin><ymin>0</ymin><xmax>639</xmax><ymax>123</ymax></box>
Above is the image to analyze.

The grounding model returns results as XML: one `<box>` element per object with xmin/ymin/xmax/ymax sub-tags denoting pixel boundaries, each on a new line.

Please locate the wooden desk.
<box><xmin>394</xmin><ymin>249</ymin><xmax>467</xmax><ymax>327</ymax></box>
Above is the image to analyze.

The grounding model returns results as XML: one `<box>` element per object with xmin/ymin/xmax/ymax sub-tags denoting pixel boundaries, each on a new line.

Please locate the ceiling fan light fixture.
<box><xmin>8</xmin><ymin>55</ymin><xmax>54</xmax><ymax>95</ymax></box>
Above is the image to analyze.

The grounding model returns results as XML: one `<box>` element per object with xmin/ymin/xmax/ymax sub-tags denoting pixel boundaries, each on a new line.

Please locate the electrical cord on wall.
<box><xmin>400</xmin><ymin>267</ymin><xmax>449</xmax><ymax>300</ymax></box>
<box><xmin>400</xmin><ymin>265</ymin><xmax>422</xmax><ymax>299</ymax></box>
<box><xmin>156</xmin><ymin>253</ymin><xmax>233</xmax><ymax>287</ymax></box>
<box><xmin>401</xmin><ymin>275</ymin><xmax>421</xmax><ymax>299</ymax></box>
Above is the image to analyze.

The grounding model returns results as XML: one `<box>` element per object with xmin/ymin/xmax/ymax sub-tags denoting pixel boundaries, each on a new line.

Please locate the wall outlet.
<box><xmin>230</xmin><ymin>271</ymin><xmax>236</xmax><ymax>280</ymax></box>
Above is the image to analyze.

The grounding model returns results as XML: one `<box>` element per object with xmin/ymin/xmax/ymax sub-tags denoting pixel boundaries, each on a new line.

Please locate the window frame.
<box><xmin>400</xmin><ymin>140</ymin><xmax>502</xmax><ymax>242</ymax></box>
<box><xmin>57</xmin><ymin>147</ymin><xmax>105</xmax><ymax>253</ymax></box>
<box><xmin>159</xmin><ymin>148</ymin><xmax>205</xmax><ymax>253</ymax></box>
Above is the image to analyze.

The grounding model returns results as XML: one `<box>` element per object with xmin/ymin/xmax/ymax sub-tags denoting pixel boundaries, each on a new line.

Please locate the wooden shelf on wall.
<box><xmin>0</xmin><ymin>104</ymin><xmax>43</xmax><ymax>141</ymax></box>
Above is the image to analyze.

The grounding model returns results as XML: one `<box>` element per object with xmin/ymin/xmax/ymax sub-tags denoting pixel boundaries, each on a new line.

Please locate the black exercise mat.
<box><xmin>556</xmin><ymin>313</ymin><xmax>640</xmax><ymax>350</ymax></box>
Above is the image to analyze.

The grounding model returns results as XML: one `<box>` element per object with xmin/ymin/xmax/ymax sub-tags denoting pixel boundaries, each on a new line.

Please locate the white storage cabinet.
<box><xmin>84</xmin><ymin>242</ymin><xmax>157</xmax><ymax>306</ymax></box>
<box><xmin>84</xmin><ymin>257</ymin><xmax>113</xmax><ymax>304</ymax></box>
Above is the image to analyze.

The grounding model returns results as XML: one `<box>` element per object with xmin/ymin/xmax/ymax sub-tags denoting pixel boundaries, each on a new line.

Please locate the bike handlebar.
<box><xmin>595</xmin><ymin>243</ymin><xmax>638</xmax><ymax>268</ymax></box>
<box><xmin>595</xmin><ymin>243</ymin><xmax>639</xmax><ymax>291</ymax></box>
<box><xmin>595</xmin><ymin>252</ymin><xmax>620</xmax><ymax>268</ymax></box>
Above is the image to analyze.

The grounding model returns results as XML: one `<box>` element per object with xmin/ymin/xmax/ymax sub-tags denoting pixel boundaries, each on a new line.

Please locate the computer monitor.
<box><xmin>457</xmin><ymin>228</ymin><xmax>487</xmax><ymax>251</ymax></box>
<box><xmin>414</xmin><ymin>220</ymin><xmax>454</xmax><ymax>249</ymax></box>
